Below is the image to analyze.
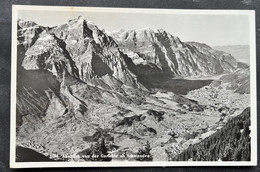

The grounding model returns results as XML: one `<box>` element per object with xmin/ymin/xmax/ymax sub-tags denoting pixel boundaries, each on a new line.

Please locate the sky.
<box><xmin>17</xmin><ymin>8</ymin><xmax>251</xmax><ymax>46</ymax></box>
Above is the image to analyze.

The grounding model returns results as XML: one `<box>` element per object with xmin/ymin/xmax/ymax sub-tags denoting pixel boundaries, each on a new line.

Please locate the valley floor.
<box><xmin>16</xmin><ymin>75</ymin><xmax>250</xmax><ymax>162</ymax></box>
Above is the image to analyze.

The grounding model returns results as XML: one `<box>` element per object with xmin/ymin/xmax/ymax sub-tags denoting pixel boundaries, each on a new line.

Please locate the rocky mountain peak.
<box><xmin>53</xmin><ymin>16</ymin><xmax>117</xmax><ymax>48</ymax></box>
<box><xmin>17</xmin><ymin>18</ymin><xmax>38</xmax><ymax>29</ymax></box>
<box><xmin>68</xmin><ymin>15</ymin><xmax>84</xmax><ymax>23</ymax></box>
<box><xmin>110</xmin><ymin>27</ymin><xmax>241</xmax><ymax>78</ymax></box>
<box><xmin>110</xmin><ymin>27</ymin><xmax>184</xmax><ymax>50</ymax></box>
<box><xmin>17</xmin><ymin>19</ymin><xmax>46</xmax><ymax>58</ymax></box>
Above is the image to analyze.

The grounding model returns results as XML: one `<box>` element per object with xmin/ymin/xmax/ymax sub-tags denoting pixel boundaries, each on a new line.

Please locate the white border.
<box><xmin>10</xmin><ymin>5</ymin><xmax>257</xmax><ymax>168</ymax></box>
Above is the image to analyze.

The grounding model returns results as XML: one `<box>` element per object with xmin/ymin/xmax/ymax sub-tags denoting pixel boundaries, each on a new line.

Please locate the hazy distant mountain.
<box><xmin>213</xmin><ymin>45</ymin><xmax>250</xmax><ymax>64</ymax></box>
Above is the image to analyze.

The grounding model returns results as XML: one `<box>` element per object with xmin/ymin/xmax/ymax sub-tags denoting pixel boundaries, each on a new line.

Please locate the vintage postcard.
<box><xmin>10</xmin><ymin>5</ymin><xmax>257</xmax><ymax>168</ymax></box>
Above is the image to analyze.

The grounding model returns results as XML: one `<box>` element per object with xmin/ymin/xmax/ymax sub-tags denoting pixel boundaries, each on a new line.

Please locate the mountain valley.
<box><xmin>15</xmin><ymin>16</ymin><xmax>251</xmax><ymax>162</ymax></box>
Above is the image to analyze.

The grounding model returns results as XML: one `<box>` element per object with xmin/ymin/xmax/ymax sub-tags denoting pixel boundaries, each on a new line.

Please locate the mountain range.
<box><xmin>213</xmin><ymin>45</ymin><xmax>250</xmax><ymax>64</ymax></box>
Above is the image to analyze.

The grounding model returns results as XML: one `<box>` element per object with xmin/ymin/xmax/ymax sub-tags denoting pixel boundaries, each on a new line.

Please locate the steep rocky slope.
<box><xmin>17</xmin><ymin>19</ymin><xmax>46</xmax><ymax>67</ymax></box>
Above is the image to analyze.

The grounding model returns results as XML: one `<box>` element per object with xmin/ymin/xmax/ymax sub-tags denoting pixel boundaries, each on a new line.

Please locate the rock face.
<box><xmin>109</xmin><ymin>29</ymin><xmax>240</xmax><ymax>78</ymax></box>
<box><xmin>15</xmin><ymin>16</ymin><xmax>250</xmax><ymax>162</ymax></box>
<box><xmin>20</xmin><ymin>16</ymin><xmax>146</xmax><ymax>90</ymax></box>
<box><xmin>17</xmin><ymin>19</ymin><xmax>45</xmax><ymax>49</ymax></box>
<box><xmin>17</xmin><ymin>19</ymin><xmax>45</xmax><ymax>67</ymax></box>
<box><xmin>22</xmin><ymin>32</ymin><xmax>80</xmax><ymax>81</ymax></box>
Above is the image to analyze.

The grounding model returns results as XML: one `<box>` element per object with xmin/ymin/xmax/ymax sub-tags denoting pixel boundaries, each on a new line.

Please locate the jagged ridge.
<box><xmin>110</xmin><ymin>28</ymin><xmax>242</xmax><ymax>78</ymax></box>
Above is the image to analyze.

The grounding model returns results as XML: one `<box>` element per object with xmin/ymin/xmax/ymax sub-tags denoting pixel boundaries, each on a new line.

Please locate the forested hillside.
<box><xmin>171</xmin><ymin>107</ymin><xmax>251</xmax><ymax>161</ymax></box>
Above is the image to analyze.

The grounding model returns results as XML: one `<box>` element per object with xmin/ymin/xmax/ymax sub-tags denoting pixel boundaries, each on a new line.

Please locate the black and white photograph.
<box><xmin>10</xmin><ymin>5</ymin><xmax>257</xmax><ymax>168</ymax></box>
